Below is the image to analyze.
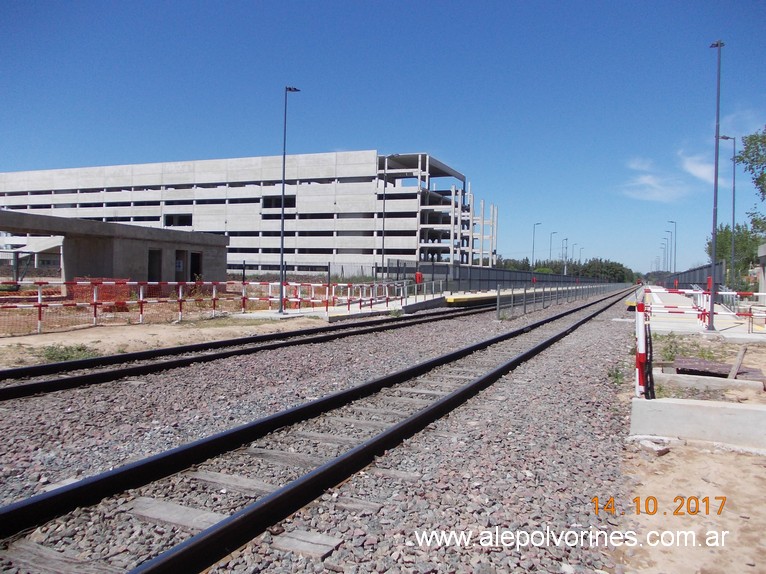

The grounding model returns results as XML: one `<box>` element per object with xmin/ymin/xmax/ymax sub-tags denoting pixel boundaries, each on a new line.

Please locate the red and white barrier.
<box><xmin>642</xmin><ymin>286</ymin><xmax>766</xmax><ymax>332</ymax></box>
<box><xmin>635</xmin><ymin>301</ymin><xmax>647</xmax><ymax>397</ymax></box>
<box><xmin>0</xmin><ymin>278</ymin><xmax>436</xmax><ymax>335</ymax></box>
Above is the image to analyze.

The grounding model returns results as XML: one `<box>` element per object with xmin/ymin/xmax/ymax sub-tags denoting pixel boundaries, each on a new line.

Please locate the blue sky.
<box><xmin>1</xmin><ymin>1</ymin><xmax>764</xmax><ymax>273</ymax></box>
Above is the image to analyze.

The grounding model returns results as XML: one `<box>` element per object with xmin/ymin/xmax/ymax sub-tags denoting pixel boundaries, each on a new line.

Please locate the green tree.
<box><xmin>580</xmin><ymin>258</ymin><xmax>636</xmax><ymax>283</ymax></box>
<box><xmin>746</xmin><ymin>206</ymin><xmax>766</xmax><ymax>235</ymax></box>
<box><xmin>497</xmin><ymin>257</ymin><xmax>531</xmax><ymax>271</ymax></box>
<box><xmin>736</xmin><ymin>125</ymin><xmax>766</xmax><ymax>200</ymax></box>
<box><xmin>705</xmin><ymin>222</ymin><xmax>763</xmax><ymax>287</ymax></box>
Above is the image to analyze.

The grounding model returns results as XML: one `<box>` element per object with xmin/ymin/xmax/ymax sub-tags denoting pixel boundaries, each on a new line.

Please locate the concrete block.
<box><xmin>639</xmin><ymin>439</ymin><xmax>670</xmax><ymax>456</ymax></box>
<box><xmin>630</xmin><ymin>398</ymin><xmax>766</xmax><ymax>450</ymax></box>
<box><xmin>402</xmin><ymin>297</ymin><xmax>445</xmax><ymax>313</ymax></box>
<box><xmin>653</xmin><ymin>370</ymin><xmax>764</xmax><ymax>392</ymax></box>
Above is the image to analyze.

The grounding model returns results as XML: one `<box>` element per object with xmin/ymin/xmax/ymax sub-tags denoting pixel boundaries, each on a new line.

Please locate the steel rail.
<box><xmin>0</xmin><ymin>304</ymin><xmax>495</xmax><ymax>381</ymax></box>
<box><xmin>0</xmin><ymin>305</ymin><xmax>496</xmax><ymax>401</ymax></box>
<box><xmin>131</xmin><ymin>289</ymin><xmax>626</xmax><ymax>573</ymax></box>
<box><xmin>0</xmin><ymin>288</ymin><xmax>631</xmax><ymax>542</ymax></box>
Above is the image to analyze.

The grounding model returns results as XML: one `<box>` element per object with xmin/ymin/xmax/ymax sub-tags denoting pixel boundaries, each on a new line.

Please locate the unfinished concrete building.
<box><xmin>0</xmin><ymin>150</ymin><xmax>497</xmax><ymax>274</ymax></box>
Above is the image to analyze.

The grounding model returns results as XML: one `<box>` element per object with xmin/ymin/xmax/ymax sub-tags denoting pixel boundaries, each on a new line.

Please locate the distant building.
<box><xmin>0</xmin><ymin>151</ymin><xmax>497</xmax><ymax>274</ymax></box>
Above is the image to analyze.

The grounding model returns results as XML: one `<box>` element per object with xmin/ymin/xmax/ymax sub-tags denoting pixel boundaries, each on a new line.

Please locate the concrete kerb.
<box><xmin>629</xmin><ymin>397</ymin><xmax>766</xmax><ymax>451</ymax></box>
<box><xmin>625</xmin><ymin>434</ymin><xmax>766</xmax><ymax>457</ymax></box>
<box><xmin>652</xmin><ymin>370</ymin><xmax>765</xmax><ymax>392</ymax></box>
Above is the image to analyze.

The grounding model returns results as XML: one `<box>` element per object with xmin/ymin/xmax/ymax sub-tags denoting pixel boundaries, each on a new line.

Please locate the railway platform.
<box><xmin>248</xmin><ymin>283</ymin><xmax>615</xmax><ymax>323</ymax></box>
<box><xmin>642</xmin><ymin>288</ymin><xmax>765</xmax><ymax>342</ymax></box>
<box><xmin>240</xmin><ymin>293</ymin><xmax>446</xmax><ymax>323</ymax></box>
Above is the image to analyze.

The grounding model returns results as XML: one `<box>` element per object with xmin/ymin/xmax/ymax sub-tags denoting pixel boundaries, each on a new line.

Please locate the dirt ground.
<box><xmin>0</xmin><ymin>320</ymin><xmax>764</xmax><ymax>573</ymax></box>
<box><xmin>0</xmin><ymin>316</ymin><xmax>326</xmax><ymax>368</ymax></box>
<box><xmin>616</xmin><ymin>440</ymin><xmax>766</xmax><ymax>573</ymax></box>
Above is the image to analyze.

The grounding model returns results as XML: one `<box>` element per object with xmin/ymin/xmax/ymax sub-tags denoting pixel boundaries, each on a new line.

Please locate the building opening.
<box><xmin>148</xmin><ymin>249</ymin><xmax>162</xmax><ymax>281</ymax></box>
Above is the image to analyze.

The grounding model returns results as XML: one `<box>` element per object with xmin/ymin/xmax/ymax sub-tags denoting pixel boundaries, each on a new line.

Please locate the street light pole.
<box><xmin>279</xmin><ymin>86</ymin><xmax>300</xmax><ymax>314</ymax></box>
<box><xmin>708</xmin><ymin>40</ymin><xmax>724</xmax><ymax>330</ymax></box>
<box><xmin>571</xmin><ymin>242</ymin><xmax>578</xmax><ymax>272</ymax></box>
<box><xmin>720</xmin><ymin>135</ymin><xmax>736</xmax><ymax>286</ymax></box>
<box><xmin>549</xmin><ymin>231</ymin><xmax>557</xmax><ymax>261</ymax></box>
<box><xmin>668</xmin><ymin>220</ymin><xmax>677</xmax><ymax>273</ymax></box>
<box><xmin>561</xmin><ymin>238</ymin><xmax>568</xmax><ymax>275</ymax></box>
<box><xmin>531</xmin><ymin>222</ymin><xmax>541</xmax><ymax>269</ymax></box>
<box><xmin>665</xmin><ymin>230</ymin><xmax>673</xmax><ymax>274</ymax></box>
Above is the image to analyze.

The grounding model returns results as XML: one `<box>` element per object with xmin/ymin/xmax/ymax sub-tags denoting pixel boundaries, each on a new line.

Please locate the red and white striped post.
<box><xmin>36</xmin><ymin>283</ymin><xmax>43</xmax><ymax>334</ymax></box>
<box><xmin>138</xmin><ymin>284</ymin><xmax>145</xmax><ymax>324</ymax></box>
<box><xmin>177</xmin><ymin>284</ymin><xmax>184</xmax><ymax>322</ymax></box>
<box><xmin>635</xmin><ymin>301</ymin><xmax>647</xmax><ymax>397</ymax></box>
<box><xmin>92</xmin><ymin>283</ymin><xmax>99</xmax><ymax>326</ymax></box>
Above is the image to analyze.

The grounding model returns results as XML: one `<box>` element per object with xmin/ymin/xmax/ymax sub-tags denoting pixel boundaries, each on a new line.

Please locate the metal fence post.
<box><xmin>496</xmin><ymin>283</ymin><xmax>501</xmax><ymax>320</ymax></box>
<box><xmin>523</xmin><ymin>285</ymin><xmax>527</xmax><ymax>315</ymax></box>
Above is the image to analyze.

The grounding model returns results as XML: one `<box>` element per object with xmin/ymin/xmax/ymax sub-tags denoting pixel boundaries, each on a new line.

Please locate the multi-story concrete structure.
<box><xmin>0</xmin><ymin>150</ymin><xmax>497</xmax><ymax>274</ymax></box>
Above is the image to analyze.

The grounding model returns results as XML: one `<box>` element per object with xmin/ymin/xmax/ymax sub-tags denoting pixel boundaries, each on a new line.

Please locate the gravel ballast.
<box><xmin>207</xmin><ymin>298</ymin><xmax>635</xmax><ymax>573</ymax></box>
<box><xmin>1</xmin><ymin>292</ymin><xmax>637</xmax><ymax>574</ymax></box>
<box><xmin>1</xmin><ymin>303</ymin><xmax>588</xmax><ymax>506</ymax></box>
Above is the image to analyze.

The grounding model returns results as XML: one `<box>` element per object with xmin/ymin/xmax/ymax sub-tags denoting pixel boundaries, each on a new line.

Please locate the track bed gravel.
<box><xmin>1</xmin><ymin>305</ymin><xmax>577</xmax><ymax>507</ymax></box>
<box><xmin>193</xmin><ymin>299</ymin><xmax>636</xmax><ymax>573</ymax></box>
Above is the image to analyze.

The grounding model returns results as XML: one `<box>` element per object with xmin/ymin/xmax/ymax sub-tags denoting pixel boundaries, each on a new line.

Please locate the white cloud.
<box><xmin>621</xmin><ymin>156</ymin><xmax>689</xmax><ymax>203</ymax></box>
<box><xmin>721</xmin><ymin>108</ymin><xmax>765</xmax><ymax>139</ymax></box>
<box><xmin>627</xmin><ymin>156</ymin><xmax>654</xmax><ymax>171</ymax></box>
<box><xmin>622</xmin><ymin>173</ymin><xmax>689</xmax><ymax>203</ymax></box>
<box><xmin>678</xmin><ymin>151</ymin><xmax>714</xmax><ymax>184</ymax></box>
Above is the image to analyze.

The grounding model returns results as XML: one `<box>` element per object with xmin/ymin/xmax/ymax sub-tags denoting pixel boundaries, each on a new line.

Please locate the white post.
<box><xmin>93</xmin><ymin>284</ymin><xmax>99</xmax><ymax>326</ymax></box>
<box><xmin>139</xmin><ymin>284</ymin><xmax>145</xmax><ymax>324</ymax></box>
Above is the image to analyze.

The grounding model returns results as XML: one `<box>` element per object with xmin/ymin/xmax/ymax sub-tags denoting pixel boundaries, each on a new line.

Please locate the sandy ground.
<box><xmin>0</xmin><ymin>320</ymin><xmax>764</xmax><ymax>573</ymax></box>
<box><xmin>0</xmin><ymin>316</ymin><xmax>326</xmax><ymax>368</ymax></box>
<box><xmin>616</xmin><ymin>439</ymin><xmax>766</xmax><ymax>574</ymax></box>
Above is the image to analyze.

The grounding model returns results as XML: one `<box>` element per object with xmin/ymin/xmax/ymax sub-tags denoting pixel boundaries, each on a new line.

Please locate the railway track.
<box><xmin>0</xmin><ymin>304</ymin><xmax>500</xmax><ymax>400</ymax></box>
<box><xmin>0</xmin><ymin>288</ymin><xmax>631</xmax><ymax>573</ymax></box>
